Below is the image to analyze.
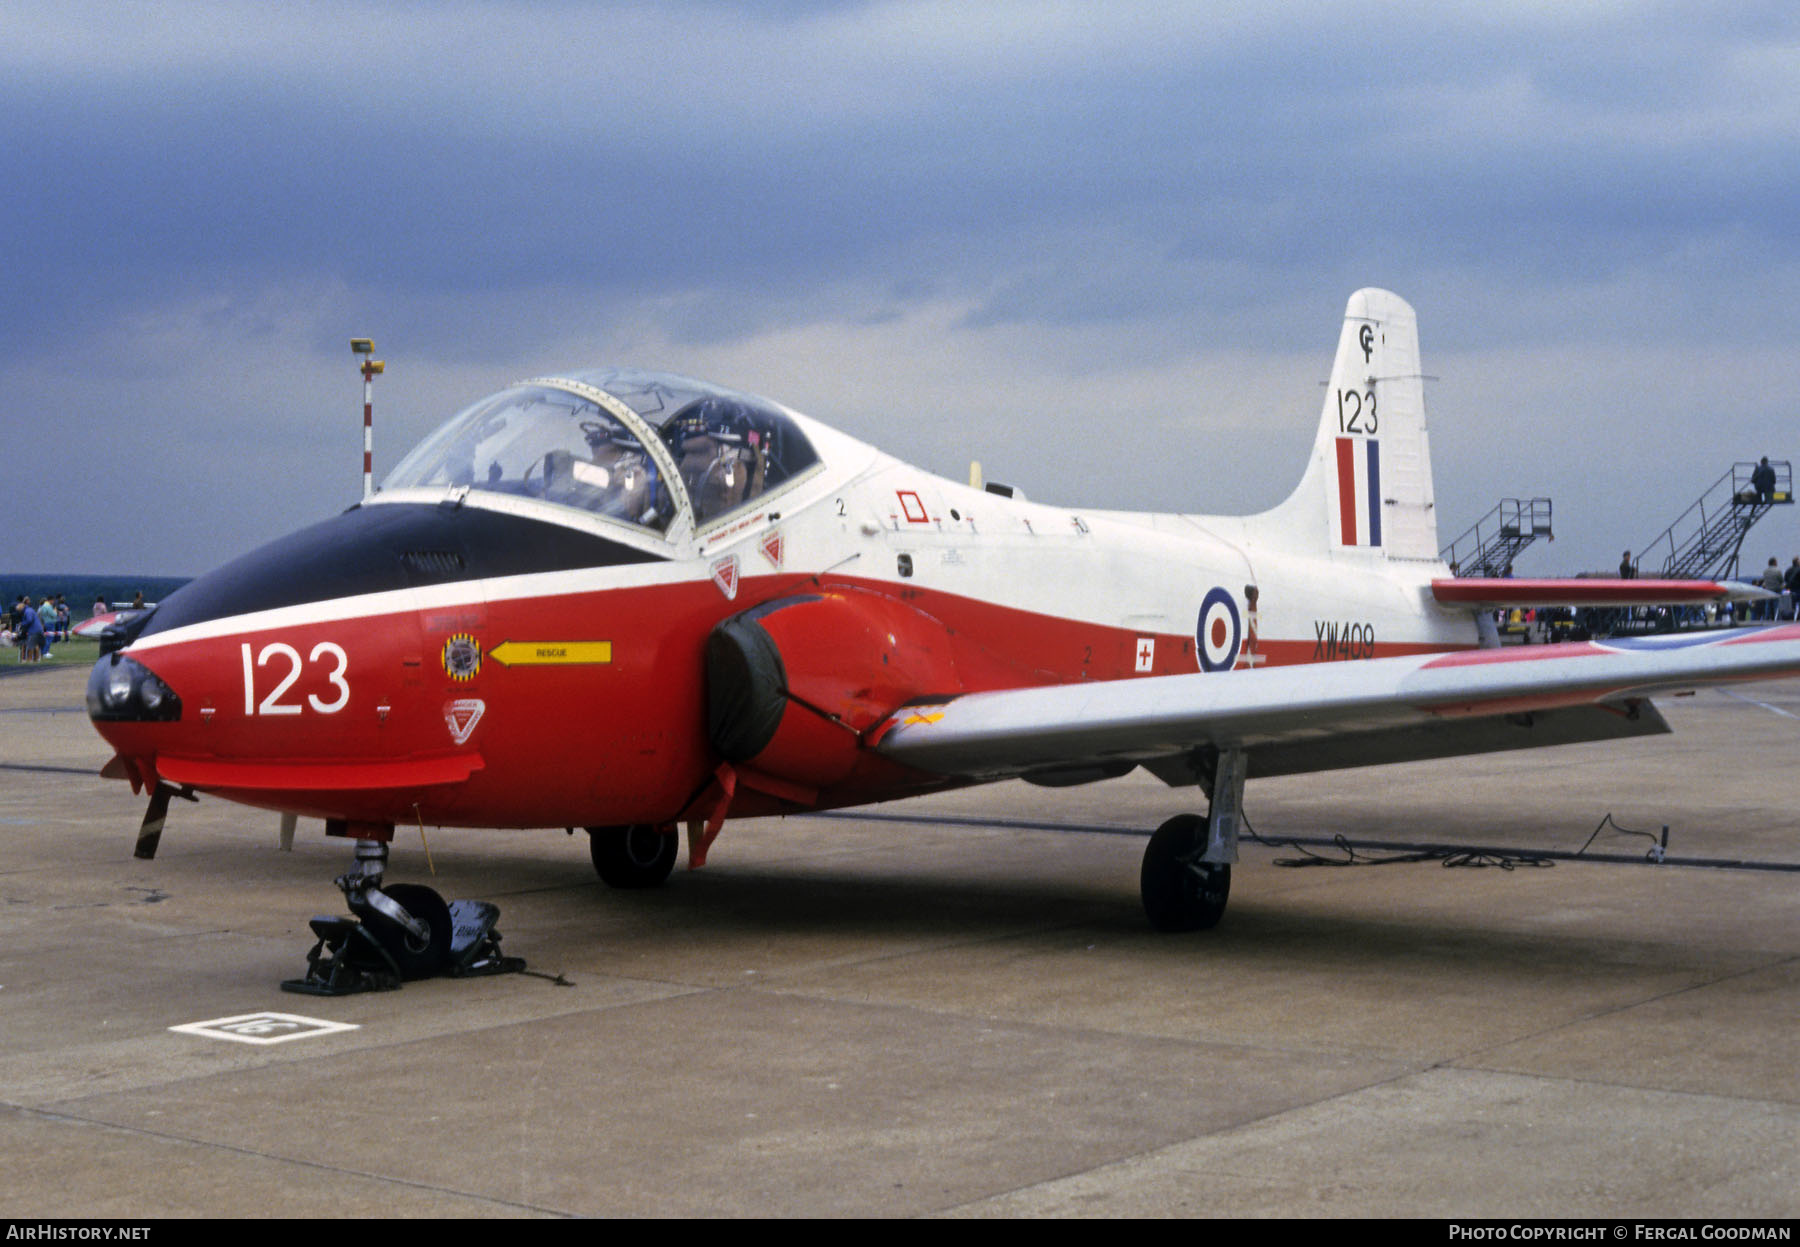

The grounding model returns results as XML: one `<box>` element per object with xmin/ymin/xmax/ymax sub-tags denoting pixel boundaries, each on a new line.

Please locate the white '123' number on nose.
<box><xmin>240</xmin><ymin>642</ymin><xmax>350</xmax><ymax>715</ymax></box>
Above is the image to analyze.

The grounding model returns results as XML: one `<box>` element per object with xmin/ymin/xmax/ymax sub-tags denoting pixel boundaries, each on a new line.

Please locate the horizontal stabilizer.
<box><xmin>1431</xmin><ymin>578</ymin><xmax>1769</xmax><ymax>608</ymax></box>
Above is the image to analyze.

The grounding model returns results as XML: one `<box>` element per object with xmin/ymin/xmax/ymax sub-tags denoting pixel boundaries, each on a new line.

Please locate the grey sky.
<box><xmin>4</xmin><ymin>1</ymin><xmax>1798</xmax><ymax>576</ymax></box>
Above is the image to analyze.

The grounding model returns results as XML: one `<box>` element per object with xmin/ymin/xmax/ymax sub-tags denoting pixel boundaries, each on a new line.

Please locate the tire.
<box><xmin>370</xmin><ymin>883</ymin><xmax>453</xmax><ymax>979</ymax></box>
<box><xmin>1140</xmin><ymin>814</ymin><xmax>1231</xmax><ymax>932</ymax></box>
<box><xmin>588</xmin><ymin>824</ymin><xmax>678</xmax><ymax>888</ymax></box>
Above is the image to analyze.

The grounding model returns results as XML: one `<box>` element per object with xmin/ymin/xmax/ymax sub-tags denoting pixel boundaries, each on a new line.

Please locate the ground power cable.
<box><xmin>1240</xmin><ymin>811</ymin><xmax>1555</xmax><ymax>871</ymax></box>
<box><xmin>808</xmin><ymin>811</ymin><xmax>1800</xmax><ymax>874</ymax></box>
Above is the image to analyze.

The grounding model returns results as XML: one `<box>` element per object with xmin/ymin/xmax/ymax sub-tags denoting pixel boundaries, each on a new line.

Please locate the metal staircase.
<box><xmin>1440</xmin><ymin>498</ymin><xmax>1553</xmax><ymax>577</ymax></box>
<box><xmin>1631</xmin><ymin>461</ymin><xmax>1793</xmax><ymax>580</ymax></box>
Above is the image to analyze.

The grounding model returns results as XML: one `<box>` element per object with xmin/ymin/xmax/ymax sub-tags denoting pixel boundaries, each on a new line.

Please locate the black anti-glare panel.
<box><xmin>139</xmin><ymin>504</ymin><xmax>664</xmax><ymax>638</ymax></box>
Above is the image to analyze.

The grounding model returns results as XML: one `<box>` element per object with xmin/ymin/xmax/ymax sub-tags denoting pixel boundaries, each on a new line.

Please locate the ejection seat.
<box><xmin>679</xmin><ymin>435</ymin><xmax>764</xmax><ymax>523</ymax></box>
<box><xmin>541</xmin><ymin>445</ymin><xmax>656</xmax><ymax>525</ymax></box>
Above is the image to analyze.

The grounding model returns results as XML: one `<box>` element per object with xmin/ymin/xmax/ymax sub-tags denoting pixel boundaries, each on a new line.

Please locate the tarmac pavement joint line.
<box><xmin>1</xmin><ymin>1101</ymin><xmax>573</xmax><ymax>1218</ymax></box>
<box><xmin>928</xmin><ymin>1066</ymin><xmax>1800</xmax><ymax>1218</ymax></box>
<box><xmin>1443</xmin><ymin>950</ymin><xmax>1800</xmax><ymax>1096</ymax></box>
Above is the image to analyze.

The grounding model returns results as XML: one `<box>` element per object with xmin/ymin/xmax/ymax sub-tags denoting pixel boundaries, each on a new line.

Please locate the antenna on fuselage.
<box><xmin>351</xmin><ymin>337</ymin><xmax>385</xmax><ymax>501</ymax></box>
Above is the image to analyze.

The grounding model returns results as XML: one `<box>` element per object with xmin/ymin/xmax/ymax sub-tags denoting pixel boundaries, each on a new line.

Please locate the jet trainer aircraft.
<box><xmin>86</xmin><ymin>289</ymin><xmax>1800</xmax><ymax>990</ymax></box>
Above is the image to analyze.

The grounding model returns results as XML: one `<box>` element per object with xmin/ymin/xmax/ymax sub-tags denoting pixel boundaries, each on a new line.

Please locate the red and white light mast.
<box><xmin>350</xmin><ymin>337</ymin><xmax>385</xmax><ymax>501</ymax></box>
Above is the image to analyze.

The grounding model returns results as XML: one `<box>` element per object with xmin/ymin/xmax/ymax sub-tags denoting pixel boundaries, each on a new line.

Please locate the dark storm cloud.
<box><xmin>9</xmin><ymin>4</ymin><xmax>1796</xmax><ymax>336</ymax></box>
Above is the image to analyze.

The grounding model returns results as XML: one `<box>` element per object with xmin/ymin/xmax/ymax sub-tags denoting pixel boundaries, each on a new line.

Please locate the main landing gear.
<box><xmin>282</xmin><ymin>834</ymin><xmax>525</xmax><ymax>996</ymax></box>
<box><xmin>587</xmin><ymin>824</ymin><xmax>679</xmax><ymax>888</ymax></box>
<box><xmin>1139</xmin><ymin>747</ymin><xmax>1245</xmax><ymax>932</ymax></box>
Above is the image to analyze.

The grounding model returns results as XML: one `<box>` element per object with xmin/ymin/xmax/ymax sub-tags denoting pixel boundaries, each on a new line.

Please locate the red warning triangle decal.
<box><xmin>710</xmin><ymin>554</ymin><xmax>740</xmax><ymax>600</ymax></box>
<box><xmin>760</xmin><ymin>529</ymin><xmax>783</xmax><ymax>569</ymax></box>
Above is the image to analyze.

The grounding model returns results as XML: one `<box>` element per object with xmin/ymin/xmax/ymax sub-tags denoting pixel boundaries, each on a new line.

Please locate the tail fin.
<box><xmin>1264</xmin><ymin>289</ymin><xmax>1440</xmax><ymax>562</ymax></box>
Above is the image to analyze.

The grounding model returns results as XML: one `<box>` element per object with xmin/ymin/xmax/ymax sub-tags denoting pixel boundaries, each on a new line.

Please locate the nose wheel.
<box><xmin>368</xmin><ymin>883</ymin><xmax>453</xmax><ymax>980</ymax></box>
<box><xmin>281</xmin><ymin>835</ymin><xmax>525</xmax><ymax>996</ymax></box>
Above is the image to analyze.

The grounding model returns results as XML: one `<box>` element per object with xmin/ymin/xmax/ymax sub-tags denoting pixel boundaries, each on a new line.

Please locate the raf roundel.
<box><xmin>1196</xmin><ymin>588</ymin><xmax>1241</xmax><ymax>672</ymax></box>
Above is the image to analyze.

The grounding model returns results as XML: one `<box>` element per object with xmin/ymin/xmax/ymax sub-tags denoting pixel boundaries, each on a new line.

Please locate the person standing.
<box><xmin>17</xmin><ymin>597</ymin><xmax>44</xmax><ymax>662</ymax></box>
<box><xmin>1752</xmin><ymin>457</ymin><xmax>1777</xmax><ymax>504</ymax></box>
<box><xmin>1762</xmin><ymin>558</ymin><xmax>1786</xmax><ymax>621</ymax></box>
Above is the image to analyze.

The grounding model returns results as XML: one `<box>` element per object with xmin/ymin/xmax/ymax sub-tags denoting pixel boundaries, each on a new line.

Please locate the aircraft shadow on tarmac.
<box><xmin>441</xmin><ymin>843</ymin><xmax>1762</xmax><ymax>987</ymax></box>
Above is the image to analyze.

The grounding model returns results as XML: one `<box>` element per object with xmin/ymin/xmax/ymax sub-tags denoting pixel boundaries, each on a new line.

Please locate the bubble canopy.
<box><xmin>379</xmin><ymin>370</ymin><xmax>821</xmax><ymax>537</ymax></box>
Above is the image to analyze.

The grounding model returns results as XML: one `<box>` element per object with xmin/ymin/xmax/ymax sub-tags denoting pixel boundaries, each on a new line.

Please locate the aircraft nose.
<box><xmin>86</xmin><ymin>652</ymin><xmax>182</xmax><ymax>724</ymax></box>
<box><xmin>85</xmin><ymin>498</ymin><xmax>668</xmax><ymax>814</ymax></box>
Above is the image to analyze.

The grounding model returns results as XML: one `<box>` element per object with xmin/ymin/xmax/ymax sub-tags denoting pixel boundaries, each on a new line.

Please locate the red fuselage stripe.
<box><xmin>98</xmin><ymin>571</ymin><xmax>1472</xmax><ymax>829</ymax></box>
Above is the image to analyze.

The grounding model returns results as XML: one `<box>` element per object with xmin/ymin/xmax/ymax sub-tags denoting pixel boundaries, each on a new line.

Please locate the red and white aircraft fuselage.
<box><xmin>87</xmin><ymin>289</ymin><xmax>1799</xmax><ymax>955</ymax></box>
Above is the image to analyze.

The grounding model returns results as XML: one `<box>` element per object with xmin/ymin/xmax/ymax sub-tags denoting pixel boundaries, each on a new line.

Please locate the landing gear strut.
<box><xmin>1140</xmin><ymin>747</ymin><xmax>1244</xmax><ymax>932</ymax></box>
<box><xmin>281</xmin><ymin>834</ymin><xmax>525</xmax><ymax>996</ymax></box>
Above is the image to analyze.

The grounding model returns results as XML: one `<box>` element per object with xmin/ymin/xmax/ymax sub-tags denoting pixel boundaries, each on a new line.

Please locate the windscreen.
<box><xmin>380</xmin><ymin>385</ymin><xmax>675</xmax><ymax>532</ymax></box>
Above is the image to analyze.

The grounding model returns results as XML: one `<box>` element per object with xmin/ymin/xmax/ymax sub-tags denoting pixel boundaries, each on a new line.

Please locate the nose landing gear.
<box><xmin>281</xmin><ymin>835</ymin><xmax>525</xmax><ymax>996</ymax></box>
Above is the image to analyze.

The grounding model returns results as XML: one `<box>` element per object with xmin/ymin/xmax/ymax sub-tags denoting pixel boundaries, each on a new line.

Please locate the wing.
<box><xmin>873</xmin><ymin>624</ymin><xmax>1800</xmax><ymax>785</ymax></box>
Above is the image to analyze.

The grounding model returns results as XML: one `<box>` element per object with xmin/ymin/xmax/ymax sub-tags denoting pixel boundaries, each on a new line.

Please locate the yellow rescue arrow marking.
<box><xmin>488</xmin><ymin>640</ymin><xmax>613</xmax><ymax>667</ymax></box>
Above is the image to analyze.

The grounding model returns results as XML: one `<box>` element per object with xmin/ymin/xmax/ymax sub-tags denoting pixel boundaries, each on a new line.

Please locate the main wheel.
<box><xmin>1140</xmin><ymin>814</ymin><xmax>1231</xmax><ymax>932</ymax></box>
<box><xmin>588</xmin><ymin>824</ymin><xmax>678</xmax><ymax>888</ymax></box>
<box><xmin>370</xmin><ymin>883</ymin><xmax>453</xmax><ymax>979</ymax></box>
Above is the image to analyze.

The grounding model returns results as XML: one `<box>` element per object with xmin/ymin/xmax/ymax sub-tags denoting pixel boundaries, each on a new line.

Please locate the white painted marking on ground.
<box><xmin>1714</xmin><ymin>688</ymin><xmax>1800</xmax><ymax>720</ymax></box>
<box><xmin>168</xmin><ymin>1011</ymin><xmax>360</xmax><ymax>1045</ymax></box>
